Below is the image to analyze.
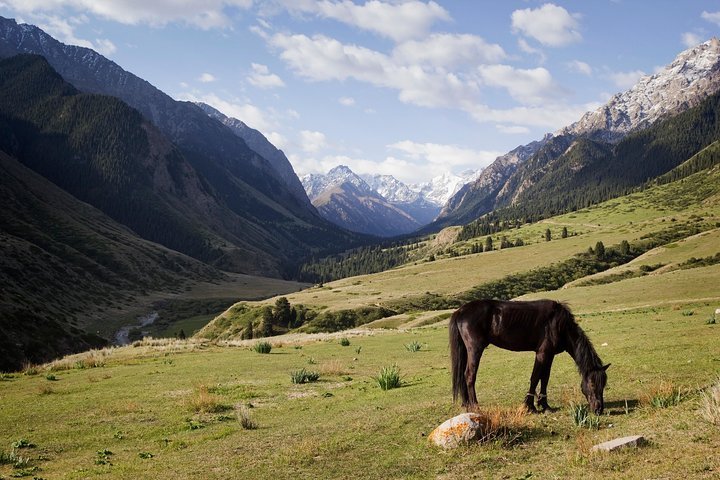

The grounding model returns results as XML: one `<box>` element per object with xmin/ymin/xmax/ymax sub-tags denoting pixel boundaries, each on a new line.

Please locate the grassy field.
<box><xmin>2</xmin><ymin>168</ymin><xmax>719</xmax><ymax>478</ymax></box>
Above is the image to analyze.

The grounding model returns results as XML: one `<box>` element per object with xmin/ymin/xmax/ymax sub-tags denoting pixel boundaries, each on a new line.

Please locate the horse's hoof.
<box><xmin>524</xmin><ymin>403</ymin><xmax>538</xmax><ymax>414</ymax></box>
<box><xmin>540</xmin><ymin>405</ymin><xmax>558</xmax><ymax>413</ymax></box>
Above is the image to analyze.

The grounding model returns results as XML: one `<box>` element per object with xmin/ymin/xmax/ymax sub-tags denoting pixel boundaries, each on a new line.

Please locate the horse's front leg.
<box><xmin>525</xmin><ymin>356</ymin><xmax>542</xmax><ymax>413</ymax></box>
<box><xmin>537</xmin><ymin>354</ymin><xmax>556</xmax><ymax>412</ymax></box>
<box><xmin>464</xmin><ymin>345</ymin><xmax>485</xmax><ymax>410</ymax></box>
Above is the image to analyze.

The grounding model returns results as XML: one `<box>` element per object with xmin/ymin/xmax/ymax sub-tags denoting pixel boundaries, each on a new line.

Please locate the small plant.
<box><xmin>339</xmin><ymin>338</ymin><xmax>351</xmax><ymax>346</ymax></box>
<box><xmin>706</xmin><ymin>316</ymin><xmax>717</xmax><ymax>325</ymax></box>
<box><xmin>96</xmin><ymin>448</ymin><xmax>113</xmax><ymax>465</ymax></box>
<box><xmin>354</xmin><ymin>346</ymin><xmax>362</xmax><ymax>355</ymax></box>
<box><xmin>307</xmin><ymin>357</ymin><xmax>317</xmax><ymax>365</ymax></box>
<box><xmin>650</xmin><ymin>388</ymin><xmax>683</xmax><ymax>408</ymax></box>
<box><xmin>22</xmin><ymin>365</ymin><xmax>38</xmax><ymax>376</ymax></box>
<box><xmin>373</xmin><ymin>364</ymin><xmax>403</xmax><ymax>390</ymax></box>
<box><xmin>290</xmin><ymin>368</ymin><xmax>320</xmax><ymax>384</ymax></box>
<box><xmin>681</xmin><ymin>310</ymin><xmax>695</xmax><ymax>316</ymax></box>
<box><xmin>138</xmin><ymin>452</ymin><xmax>154</xmax><ymax>459</ymax></box>
<box><xmin>186</xmin><ymin>420</ymin><xmax>205</xmax><ymax>430</ymax></box>
<box><xmin>700</xmin><ymin>378</ymin><xmax>720</xmax><ymax>425</ymax></box>
<box><xmin>404</xmin><ymin>341</ymin><xmax>422</xmax><ymax>352</ymax></box>
<box><xmin>252</xmin><ymin>341</ymin><xmax>272</xmax><ymax>354</ymax></box>
<box><xmin>236</xmin><ymin>405</ymin><xmax>258</xmax><ymax>430</ymax></box>
<box><xmin>45</xmin><ymin>374</ymin><xmax>57</xmax><ymax>381</ymax></box>
<box><xmin>571</xmin><ymin>404</ymin><xmax>600</xmax><ymax>430</ymax></box>
<box><xmin>11</xmin><ymin>439</ymin><xmax>35</xmax><ymax>449</ymax></box>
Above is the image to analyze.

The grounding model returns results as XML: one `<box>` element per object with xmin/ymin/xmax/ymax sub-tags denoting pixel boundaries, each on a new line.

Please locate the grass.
<box><xmin>252</xmin><ymin>341</ymin><xmax>272</xmax><ymax>354</ymax></box>
<box><xmin>1</xmin><ymin>168</ymin><xmax>719</xmax><ymax>478</ymax></box>
<box><xmin>404</xmin><ymin>340</ymin><xmax>422</xmax><ymax>352</ymax></box>
<box><xmin>289</xmin><ymin>368</ymin><xmax>320</xmax><ymax>384</ymax></box>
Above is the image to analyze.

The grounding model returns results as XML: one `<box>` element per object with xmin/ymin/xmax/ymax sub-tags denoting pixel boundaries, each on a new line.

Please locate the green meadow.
<box><xmin>2</xmin><ymin>167</ymin><xmax>720</xmax><ymax>479</ymax></box>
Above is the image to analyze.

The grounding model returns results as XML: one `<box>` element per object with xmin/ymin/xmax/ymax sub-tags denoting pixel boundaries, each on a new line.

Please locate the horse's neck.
<box><xmin>566</xmin><ymin>325</ymin><xmax>601</xmax><ymax>374</ymax></box>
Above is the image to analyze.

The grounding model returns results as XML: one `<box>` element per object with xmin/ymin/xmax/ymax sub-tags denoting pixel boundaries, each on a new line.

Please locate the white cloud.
<box><xmin>198</xmin><ymin>73</ymin><xmax>216</xmax><ymax>83</ymax></box>
<box><xmin>608</xmin><ymin>70</ymin><xmax>645</xmax><ymax>90</ymax></box>
<box><xmin>5</xmin><ymin>0</ymin><xmax>254</xmax><ymax>29</ymax></box>
<box><xmin>94</xmin><ymin>38</ymin><xmax>116</xmax><ymax>55</ymax></box>
<box><xmin>511</xmin><ymin>3</ymin><xmax>582</xmax><ymax>47</ymax></box>
<box><xmin>468</xmin><ymin>101</ymin><xmax>601</xmax><ymax>131</ymax></box>
<box><xmin>496</xmin><ymin>125</ymin><xmax>530</xmax><ymax>135</ymax></box>
<box><xmin>681</xmin><ymin>32</ymin><xmax>703</xmax><ymax>48</ymax></box>
<box><xmin>266</xmin><ymin>131</ymin><xmax>287</xmax><ymax>150</ymax></box>
<box><xmin>701</xmin><ymin>10</ymin><xmax>720</xmax><ymax>26</ymax></box>
<box><xmin>388</xmin><ymin>140</ymin><xmax>501</xmax><ymax>171</ymax></box>
<box><xmin>267</xmin><ymin>32</ymin><xmax>479</xmax><ymax>110</ymax></box>
<box><xmin>567</xmin><ymin>60</ymin><xmax>592</xmax><ymax>76</ymax></box>
<box><xmin>247</xmin><ymin>63</ymin><xmax>285</xmax><ymax>89</ymax></box>
<box><xmin>392</xmin><ymin>33</ymin><xmax>506</xmax><ymax>67</ymax></box>
<box><xmin>517</xmin><ymin>38</ymin><xmax>546</xmax><ymax>63</ymax></box>
<box><xmin>299</xmin><ymin>130</ymin><xmax>328</xmax><ymax>153</ymax></box>
<box><xmin>278</xmin><ymin>0</ymin><xmax>451</xmax><ymax>42</ymax></box>
<box><xmin>477</xmin><ymin>64</ymin><xmax>561</xmax><ymax>105</ymax></box>
<box><xmin>339</xmin><ymin>96</ymin><xmax>356</xmax><ymax>106</ymax></box>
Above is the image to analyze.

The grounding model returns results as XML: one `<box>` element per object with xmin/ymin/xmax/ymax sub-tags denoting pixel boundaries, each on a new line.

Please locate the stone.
<box><xmin>428</xmin><ymin>413</ymin><xmax>489</xmax><ymax>449</ymax></box>
<box><xmin>591</xmin><ymin>435</ymin><xmax>646</xmax><ymax>452</ymax></box>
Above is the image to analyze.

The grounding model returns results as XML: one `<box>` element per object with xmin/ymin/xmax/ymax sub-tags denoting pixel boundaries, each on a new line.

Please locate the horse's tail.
<box><xmin>449</xmin><ymin>309</ymin><xmax>468</xmax><ymax>404</ymax></box>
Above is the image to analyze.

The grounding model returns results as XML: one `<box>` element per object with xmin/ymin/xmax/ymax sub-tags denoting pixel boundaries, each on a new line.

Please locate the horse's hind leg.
<box><xmin>464</xmin><ymin>344</ymin><xmax>485</xmax><ymax>409</ymax></box>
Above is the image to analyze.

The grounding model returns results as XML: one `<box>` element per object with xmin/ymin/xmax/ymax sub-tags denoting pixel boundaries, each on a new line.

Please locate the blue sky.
<box><xmin>2</xmin><ymin>1</ymin><xmax>719</xmax><ymax>184</ymax></box>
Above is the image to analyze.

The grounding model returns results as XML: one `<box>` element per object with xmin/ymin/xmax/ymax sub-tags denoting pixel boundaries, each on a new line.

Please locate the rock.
<box><xmin>591</xmin><ymin>435</ymin><xmax>646</xmax><ymax>452</ymax></box>
<box><xmin>428</xmin><ymin>413</ymin><xmax>489</xmax><ymax>449</ymax></box>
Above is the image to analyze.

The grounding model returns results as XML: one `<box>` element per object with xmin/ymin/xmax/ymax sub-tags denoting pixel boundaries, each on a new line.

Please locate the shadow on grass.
<box><xmin>605</xmin><ymin>399</ymin><xmax>640</xmax><ymax>416</ymax></box>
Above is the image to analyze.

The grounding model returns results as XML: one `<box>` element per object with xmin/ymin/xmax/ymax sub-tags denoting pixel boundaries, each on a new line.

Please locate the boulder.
<box><xmin>428</xmin><ymin>413</ymin><xmax>489</xmax><ymax>449</ymax></box>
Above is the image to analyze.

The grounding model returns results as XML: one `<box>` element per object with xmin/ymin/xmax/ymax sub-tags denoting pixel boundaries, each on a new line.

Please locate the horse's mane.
<box><xmin>556</xmin><ymin>303</ymin><xmax>603</xmax><ymax>374</ymax></box>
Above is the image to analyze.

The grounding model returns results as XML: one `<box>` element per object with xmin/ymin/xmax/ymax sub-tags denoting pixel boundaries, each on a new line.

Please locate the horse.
<box><xmin>449</xmin><ymin>299</ymin><xmax>609</xmax><ymax>414</ymax></box>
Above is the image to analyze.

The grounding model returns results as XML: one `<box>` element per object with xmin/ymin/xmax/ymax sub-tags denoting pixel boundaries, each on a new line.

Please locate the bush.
<box><xmin>339</xmin><ymin>338</ymin><xmax>351</xmax><ymax>347</ymax></box>
<box><xmin>252</xmin><ymin>341</ymin><xmax>272</xmax><ymax>354</ymax></box>
<box><xmin>290</xmin><ymin>368</ymin><xmax>320</xmax><ymax>384</ymax></box>
<box><xmin>374</xmin><ymin>365</ymin><xmax>402</xmax><ymax>390</ymax></box>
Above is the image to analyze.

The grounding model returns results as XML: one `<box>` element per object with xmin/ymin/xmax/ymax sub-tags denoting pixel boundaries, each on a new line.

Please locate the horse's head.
<box><xmin>581</xmin><ymin>364</ymin><xmax>610</xmax><ymax>415</ymax></box>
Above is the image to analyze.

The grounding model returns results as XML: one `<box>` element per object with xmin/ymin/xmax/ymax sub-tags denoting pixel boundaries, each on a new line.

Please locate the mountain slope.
<box><xmin>0</xmin><ymin>54</ymin><xmax>289</xmax><ymax>275</ymax></box>
<box><xmin>0</xmin><ymin>16</ymin><xmax>359</xmax><ymax>275</ymax></box>
<box><xmin>0</xmin><ymin>148</ymin><xmax>225</xmax><ymax>372</ymax></box>
<box><xmin>434</xmin><ymin>38</ymin><xmax>720</xmax><ymax>228</ymax></box>
<box><xmin>302</xmin><ymin>166</ymin><xmax>420</xmax><ymax>236</ymax></box>
<box><xmin>195</xmin><ymin>101</ymin><xmax>311</xmax><ymax>209</ymax></box>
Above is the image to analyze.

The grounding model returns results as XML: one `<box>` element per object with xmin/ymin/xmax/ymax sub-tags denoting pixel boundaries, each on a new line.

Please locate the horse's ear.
<box><xmin>602</xmin><ymin>363</ymin><xmax>611</xmax><ymax>371</ymax></box>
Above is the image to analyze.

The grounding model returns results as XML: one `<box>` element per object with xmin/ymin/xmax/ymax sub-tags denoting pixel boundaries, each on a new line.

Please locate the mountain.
<box><xmin>412</xmin><ymin>169</ymin><xmax>482</xmax><ymax>206</ymax></box>
<box><xmin>0</xmin><ymin>146</ymin><xmax>224</xmax><ymax>372</ymax></box>
<box><xmin>302</xmin><ymin>166</ymin><xmax>420</xmax><ymax>237</ymax></box>
<box><xmin>194</xmin><ymin>102</ymin><xmax>311</xmax><ymax>209</ymax></box>
<box><xmin>361</xmin><ymin>174</ymin><xmax>441</xmax><ymax>225</ymax></box>
<box><xmin>434</xmin><ymin>38</ymin><xmax>720</xmax><ymax>228</ymax></box>
<box><xmin>0</xmin><ymin>16</ymin><xmax>359</xmax><ymax>276</ymax></box>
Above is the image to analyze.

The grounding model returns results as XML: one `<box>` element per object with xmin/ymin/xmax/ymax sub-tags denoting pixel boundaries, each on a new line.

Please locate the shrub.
<box><xmin>339</xmin><ymin>338</ymin><xmax>351</xmax><ymax>347</ymax></box>
<box><xmin>252</xmin><ymin>341</ymin><xmax>272</xmax><ymax>354</ymax></box>
<box><xmin>374</xmin><ymin>365</ymin><xmax>402</xmax><ymax>390</ymax></box>
<box><xmin>290</xmin><ymin>368</ymin><xmax>320</xmax><ymax>384</ymax></box>
<box><xmin>404</xmin><ymin>341</ymin><xmax>422</xmax><ymax>352</ymax></box>
<box><xmin>236</xmin><ymin>405</ymin><xmax>258</xmax><ymax>430</ymax></box>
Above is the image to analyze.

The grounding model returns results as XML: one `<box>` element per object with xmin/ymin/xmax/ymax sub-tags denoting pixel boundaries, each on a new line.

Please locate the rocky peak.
<box><xmin>560</xmin><ymin>37</ymin><xmax>720</xmax><ymax>142</ymax></box>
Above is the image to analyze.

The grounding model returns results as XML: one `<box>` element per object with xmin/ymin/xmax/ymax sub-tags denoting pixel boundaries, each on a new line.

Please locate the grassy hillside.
<box><xmin>1</xmin><ymin>166</ymin><xmax>719</xmax><ymax>478</ymax></box>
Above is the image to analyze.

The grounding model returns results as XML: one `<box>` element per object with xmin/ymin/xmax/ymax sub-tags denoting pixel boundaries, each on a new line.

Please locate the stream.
<box><xmin>113</xmin><ymin>312</ymin><xmax>159</xmax><ymax>345</ymax></box>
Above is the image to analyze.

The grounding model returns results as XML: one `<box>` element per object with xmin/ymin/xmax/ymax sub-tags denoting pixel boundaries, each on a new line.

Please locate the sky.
<box><xmin>1</xmin><ymin>1</ymin><xmax>719</xmax><ymax>185</ymax></box>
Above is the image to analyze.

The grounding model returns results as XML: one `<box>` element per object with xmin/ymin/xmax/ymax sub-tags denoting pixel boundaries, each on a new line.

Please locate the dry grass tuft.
<box><xmin>186</xmin><ymin>385</ymin><xmax>229</xmax><ymax>413</ymax></box>
<box><xmin>318</xmin><ymin>359</ymin><xmax>348</xmax><ymax>376</ymax></box>
<box><xmin>642</xmin><ymin>381</ymin><xmax>684</xmax><ymax>408</ymax></box>
<box><xmin>465</xmin><ymin>405</ymin><xmax>529</xmax><ymax>444</ymax></box>
<box><xmin>235</xmin><ymin>404</ymin><xmax>258</xmax><ymax>430</ymax></box>
<box><xmin>700</xmin><ymin>377</ymin><xmax>720</xmax><ymax>425</ymax></box>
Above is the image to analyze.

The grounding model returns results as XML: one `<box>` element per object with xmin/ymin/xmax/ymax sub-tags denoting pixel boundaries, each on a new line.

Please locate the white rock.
<box><xmin>591</xmin><ymin>435</ymin><xmax>646</xmax><ymax>452</ymax></box>
<box><xmin>428</xmin><ymin>413</ymin><xmax>488</xmax><ymax>449</ymax></box>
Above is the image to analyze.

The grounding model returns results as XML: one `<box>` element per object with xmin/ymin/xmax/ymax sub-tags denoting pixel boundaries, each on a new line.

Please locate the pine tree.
<box><xmin>545</xmin><ymin>229</ymin><xmax>552</xmax><ymax>242</ymax></box>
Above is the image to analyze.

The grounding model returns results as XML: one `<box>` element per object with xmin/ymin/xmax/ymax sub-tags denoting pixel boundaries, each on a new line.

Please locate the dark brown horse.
<box><xmin>450</xmin><ymin>299</ymin><xmax>609</xmax><ymax>414</ymax></box>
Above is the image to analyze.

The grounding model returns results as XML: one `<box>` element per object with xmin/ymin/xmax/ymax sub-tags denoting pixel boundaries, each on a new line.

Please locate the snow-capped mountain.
<box><xmin>560</xmin><ymin>37</ymin><xmax>720</xmax><ymax>141</ymax></box>
<box><xmin>432</xmin><ymin>37</ymin><xmax>720</xmax><ymax>229</ymax></box>
<box><xmin>412</xmin><ymin>169</ymin><xmax>481</xmax><ymax>206</ymax></box>
<box><xmin>301</xmin><ymin>166</ymin><xmax>421</xmax><ymax>237</ymax></box>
